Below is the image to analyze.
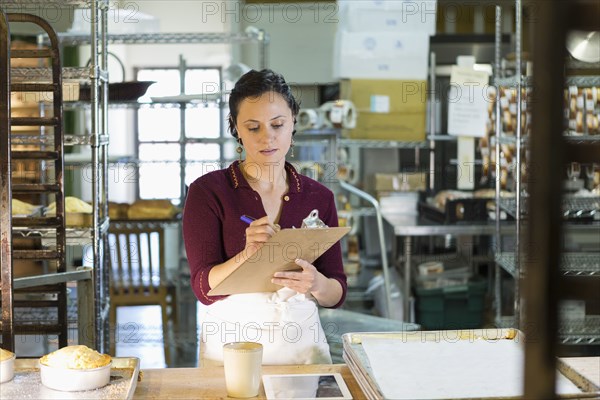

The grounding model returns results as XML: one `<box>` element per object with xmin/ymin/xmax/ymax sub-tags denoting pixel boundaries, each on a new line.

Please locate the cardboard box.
<box><xmin>351</xmin><ymin>111</ymin><xmax>426</xmax><ymax>141</ymax></box>
<box><xmin>340</xmin><ymin>79</ymin><xmax>427</xmax><ymax>141</ymax></box>
<box><xmin>338</xmin><ymin>0</ymin><xmax>437</xmax><ymax>35</ymax></box>
<box><xmin>375</xmin><ymin>172</ymin><xmax>428</xmax><ymax>192</ymax></box>
<box><xmin>334</xmin><ymin>31</ymin><xmax>430</xmax><ymax>80</ymax></box>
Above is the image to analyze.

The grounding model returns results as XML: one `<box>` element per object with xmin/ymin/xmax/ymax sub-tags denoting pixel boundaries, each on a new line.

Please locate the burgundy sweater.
<box><xmin>182</xmin><ymin>161</ymin><xmax>347</xmax><ymax>308</ymax></box>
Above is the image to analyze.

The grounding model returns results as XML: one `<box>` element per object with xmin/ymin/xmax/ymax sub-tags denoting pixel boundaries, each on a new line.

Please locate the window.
<box><xmin>135</xmin><ymin>67</ymin><xmax>229</xmax><ymax>203</ymax></box>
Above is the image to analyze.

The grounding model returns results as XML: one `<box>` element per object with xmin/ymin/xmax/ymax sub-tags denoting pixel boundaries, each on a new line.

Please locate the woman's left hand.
<box><xmin>271</xmin><ymin>258</ymin><xmax>323</xmax><ymax>295</ymax></box>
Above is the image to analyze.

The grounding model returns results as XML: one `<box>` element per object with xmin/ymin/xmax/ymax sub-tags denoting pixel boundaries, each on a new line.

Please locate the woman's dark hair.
<box><xmin>228</xmin><ymin>69</ymin><xmax>300</xmax><ymax>139</ymax></box>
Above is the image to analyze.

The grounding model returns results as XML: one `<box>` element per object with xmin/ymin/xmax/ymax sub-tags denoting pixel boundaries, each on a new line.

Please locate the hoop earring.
<box><xmin>290</xmin><ymin>139</ymin><xmax>295</xmax><ymax>158</ymax></box>
<box><xmin>236</xmin><ymin>139</ymin><xmax>243</xmax><ymax>162</ymax></box>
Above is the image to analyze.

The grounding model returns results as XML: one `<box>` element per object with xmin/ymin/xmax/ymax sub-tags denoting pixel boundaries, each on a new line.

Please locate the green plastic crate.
<box><xmin>415</xmin><ymin>279</ymin><xmax>487</xmax><ymax>330</ymax></box>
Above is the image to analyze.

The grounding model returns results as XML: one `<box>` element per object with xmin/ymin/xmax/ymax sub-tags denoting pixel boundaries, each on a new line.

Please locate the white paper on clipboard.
<box><xmin>207</xmin><ymin>226</ymin><xmax>351</xmax><ymax>296</ymax></box>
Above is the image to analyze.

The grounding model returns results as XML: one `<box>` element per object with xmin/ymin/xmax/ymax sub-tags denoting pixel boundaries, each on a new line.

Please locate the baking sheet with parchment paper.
<box><xmin>360</xmin><ymin>337</ymin><xmax>581</xmax><ymax>400</ymax></box>
<box><xmin>0</xmin><ymin>358</ymin><xmax>140</xmax><ymax>400</ymax></box>
<box><xmin>342</xmin><ymin>328</ymin><xmax>600</xmax><ymax>400</ymax></box>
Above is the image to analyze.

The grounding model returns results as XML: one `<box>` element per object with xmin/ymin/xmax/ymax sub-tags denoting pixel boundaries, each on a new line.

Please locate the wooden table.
<box><xmin>134</xmin><ymin>358</ymin><xmax>599</xmax><ymax>399</ymax></box>
<box><xmin>133</xmin><ymin>364</ymin><xmax>362</xmax><ymax>399</ymax></box>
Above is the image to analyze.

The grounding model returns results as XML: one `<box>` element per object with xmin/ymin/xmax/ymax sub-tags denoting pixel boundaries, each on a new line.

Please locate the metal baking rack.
<box><xmin>1</xmin><ymin>0</ymin><xmax>111</xmax><ymax>353</ymax></box>
<box><xmin>1</xmin><ymin>11</ymin><xmax>69</xmax><ymax>351</ymax></box>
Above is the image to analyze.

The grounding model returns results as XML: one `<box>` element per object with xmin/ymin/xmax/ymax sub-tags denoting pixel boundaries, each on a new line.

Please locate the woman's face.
<box><xmin>236</xmin><ymin>91</ymin><xmax>294</xmax><ymax>166</ymax></box>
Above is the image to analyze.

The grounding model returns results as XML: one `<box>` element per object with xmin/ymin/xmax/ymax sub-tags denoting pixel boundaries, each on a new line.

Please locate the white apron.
<box><xmin>199</xmin><ymin>288</ymin><xmax>332</xmax><ymax>366</ymax></box>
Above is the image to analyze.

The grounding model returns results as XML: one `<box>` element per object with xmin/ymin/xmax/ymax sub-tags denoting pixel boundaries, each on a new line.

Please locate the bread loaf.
<box><xmin>11</xmin><ymin>198</ymin><xmax>38</xmax><ymax>216</ymax></box>
<box><xmin>127</xmin><ymin>199</ymin><xmax>177</xmax><ymax>220</ymax></box>
<box><xmin>109</xmin><ymin>202</ymin><xmax>130</xmax><ymax>220</ymax></box>
<box><xmin>46</xmin><ymin>196</ymin><xmax>93</xmax><ymax>214</ymax></box>
<box><xmin>40</xmin><ymin>345</ymin><xmax>111</xmax><ymax>370</ymax></box>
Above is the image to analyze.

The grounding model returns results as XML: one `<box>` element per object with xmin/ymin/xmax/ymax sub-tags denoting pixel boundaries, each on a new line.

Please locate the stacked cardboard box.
<box><xmin>334</xmin><ymin>0</ymin><xmax>437</xmax><ymax>141</ymax></box>
<box><xmin>334</xmin><ymin>0</ymin><xmax>436</xmax><ymax>80</ymax></box>
<box><xmin>340</xmin><ymin>79</ymin><xmax>428</xmax><ymax>141</ymax></box>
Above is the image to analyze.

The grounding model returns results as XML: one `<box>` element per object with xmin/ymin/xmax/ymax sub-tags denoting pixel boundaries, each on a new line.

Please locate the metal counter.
<box><xmin>380</xmin><ymin>211</ymin><xmax>514</xmax><ymax>322</ymax></box>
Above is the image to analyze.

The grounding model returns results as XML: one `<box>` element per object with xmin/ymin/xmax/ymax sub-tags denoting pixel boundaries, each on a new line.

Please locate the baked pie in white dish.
<box><xmin>0</xmin><ymin>348</ymin><xmax>16</xmax><ymax>383</ymax></box>
<box><xmin>39</xmin><ymin>345</ymin><xmax>112</xmax><ymax>391</ymax></box>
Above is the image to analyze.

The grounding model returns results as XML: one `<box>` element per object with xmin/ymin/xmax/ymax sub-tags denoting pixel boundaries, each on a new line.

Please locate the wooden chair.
<box><xmin>108</xmin><ymin>224</ymin><xmax>177</xmax><ymax>365</ymax></box>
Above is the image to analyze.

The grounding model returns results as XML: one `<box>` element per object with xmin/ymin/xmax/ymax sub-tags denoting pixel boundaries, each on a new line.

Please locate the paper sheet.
<box><xmin>448</xmin><ymin>66</ymin><xmax>490</xmax><ymax>138</ymax></box>
<box><xmin>361</xmin><ymin>338</ymin><xmax>581</xmax><ymax>399</ymax></box>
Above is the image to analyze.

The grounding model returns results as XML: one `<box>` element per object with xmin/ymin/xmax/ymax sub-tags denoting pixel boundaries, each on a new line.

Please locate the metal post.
<box><xmin>0</xmin><ymin>10</ymin><xmax>14</xmax><ymax>351</ymax></box>
<box><xmin>178</xmin><ymin>55</ymin><xmax>187</xmax><ymax>207</ymax></box>
<box><xmin>514</xmin><ymin>0</ymin><xmax>522</xmax><ymax>329</ymax></box>
<box><xmin>494</xmin><ymin>5</ymin><xmax>503</xmax><ymax>324</ymax></box>
<box><xmin>428</xmin><ymin>52</ymin><xmax>436</xmax><ymax>192</ymax></box>
<box><xmin>404</xmin><ymin>236</ymin><xmax>412</xmax><ymax>322</ymax></box>
<box><xmin>78</xmin><ymin>270</ymin><xmax>95</xmax><ymax>348</ymax></box>
<box><xmin>524</xmin><ymin>1</ymin><xmax>566</xmax><ymax>398</ymax></box>
<box><xmin>90</xmin><ymin>0</ymin><xmax>103</xmax><ymax>352</ymax></box>
<box><xmin>259</xmin><ymin>30</ymin><xmax>269</xmax><ymax>69</ymax></box>
<box><xmin>100</xmin><ymin>0</ymin><xmax>110</xmax><ymax>354</ymax></box>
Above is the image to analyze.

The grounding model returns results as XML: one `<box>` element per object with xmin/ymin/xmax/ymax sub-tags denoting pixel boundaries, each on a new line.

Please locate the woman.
<box><xmin>183</xmin><ymin>69</ymin><xmax>347</xmax><ymax>366</ymax></box>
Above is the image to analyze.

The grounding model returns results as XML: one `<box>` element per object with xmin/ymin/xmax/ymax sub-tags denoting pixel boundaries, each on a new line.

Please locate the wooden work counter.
<box><xmin>133</xmin><ymin>358</ymin><xmax>600</xmax><ymax>399</ymax></box>
<box><xmin>133</xmin><ymin>364</ymin><xmax>362</xmax><ymax>399</ymax></box>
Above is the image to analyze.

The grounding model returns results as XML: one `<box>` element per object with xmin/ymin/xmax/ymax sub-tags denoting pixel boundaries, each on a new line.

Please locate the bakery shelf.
<box><xmin>494</xmin><ymin>75</ymin><xmax>532</xmax><ymax>87</ymax></box>
<box><xmin>495</xmin><ymin>315</ymin><xmax>600</xmax><ymax>345</ymax></box>
<box><xmin>63</xmin><ymin>99</ymin><xmax>221</xmax><ymax>110</ymax></box>
<box><xmin>567</xmin><ymin>59</ymin><xmax>600</xmax><ymax>70</ymax></box>
<box><xmin>339</xmin><ymin>138</ymin><xmax>429</xmax><ymax>149</ymax></box>
<box><xmin>567</xmin><ymin>59</ymin><xmax>600</xmax><ymax>71</ymax></box>
<box><xmin>493</xmin><ymin>135</ymin><xmax>524</xmax><ymax>146</ymax></box>
<box><xmin>495</xmin><ymin>252</ymin><xmax>518</xmax><ymax>277</ymax></box>
<box><xmin>500</xmin><ymin>197</ymin><xmax>600</xmax><ymax>220</ymax></box>
<box><xmin>427</xmin><ymin>135</ymin><xmax>458</xmax><ymax>142</ymax></box>
<box><xmin>0</xmin><ymin>0</ymin><xmax>107</xmax><ymax>6</ymax></box>
<box><xmin>12</xmin><ymin>134</ymin><xmax>109</xmax><ymax>146</ymax></box>
<box><xmin>449</xmin><ymin>158</ymin><xmax>484</xmax><ymax>166</ymax></box>
<box><xmin>111</xmin><ymin>219</ymin><xmax>181</xmax><ymax>230</ymax></box>
<box><xmin>53</xmin><ymin>31</ymin><xmax>267</xmax><ymax>46</ymax></box>
<box><xmin>496</xmin><ymin>252</ymin><xmax>600</xmax><ymax>278</ymax></box>
<box><xmin>563</xmin><ymin>133</ymin><xmax>600</xmax><ymax>144</ymax></box>
<box><xmin>13</xmin><ymin>267</ymin><xmax>93</xmax><ymax>290</ymax></box>
<box><xmin>559</xmin><ymin>316</ymin><xmax>600</xmax><ymax>345</ymax></box>
<box><xmin>495</xmin><ymin>74</ymin><xmax>600</xmax><ymax>87</ymax></box>
<box><xmin>13</xmin><ymin>217</ymin><xmax>109</xmax><ymax>246</ymax></box>
<box><xmin>184</xmin><ymin>137</ymin><xmax>235</xmax><ymax>145</ymax></box>
<box><xmin>10</xmin><ymin>67</ymin><xmax>91</xmax><ymax>81</ymax></box>
<box><xmin>493</xmin><ymin>133</ymin><xmax>600</xmax><ymax>146</ymax></box>
<box><xmin>565</xmin><ymin>75</ymin><xmax>600</xmax><ymax>87</ymax></box>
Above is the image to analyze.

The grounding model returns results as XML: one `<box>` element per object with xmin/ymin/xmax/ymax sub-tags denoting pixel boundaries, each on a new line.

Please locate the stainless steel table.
<box><xmin>380</xmin><ymin>212</ymin><xmax>515</xmax><ymax>322</ymax></box>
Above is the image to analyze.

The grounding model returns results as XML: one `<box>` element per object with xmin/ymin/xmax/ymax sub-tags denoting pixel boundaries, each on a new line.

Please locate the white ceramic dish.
<box><xmin>0</xmin><ymin>353</ymin><xmax>16</xmax><ymax>383</ymax></box>
<box><xmin>40</xmin><ymin>361</ymin><xmax>111</xmax><ymax>392</ymax></box>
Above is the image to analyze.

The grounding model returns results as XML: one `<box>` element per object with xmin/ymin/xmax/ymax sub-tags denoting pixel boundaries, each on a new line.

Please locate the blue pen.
<box><xmin>240</xmin><ymin>215</ymin><xmax>255</xmax><ymax>225</ymax></box>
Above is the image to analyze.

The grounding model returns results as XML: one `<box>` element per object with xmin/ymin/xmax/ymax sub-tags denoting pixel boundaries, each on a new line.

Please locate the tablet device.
<box><xmin>263</xmin><ymin>373</ymin><xmax>353</xmax><ymax>400</ymax></box>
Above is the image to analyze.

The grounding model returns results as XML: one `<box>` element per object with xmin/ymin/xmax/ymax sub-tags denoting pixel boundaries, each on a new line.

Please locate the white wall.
<box><xmin>239</xmin><ymin>2</ymin><xmax>338</xmax><ymax>84</ymax></box>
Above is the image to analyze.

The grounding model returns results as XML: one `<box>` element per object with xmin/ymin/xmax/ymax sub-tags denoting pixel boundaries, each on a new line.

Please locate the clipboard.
<box><xmin>207</xmin><ymin>226</ymin><xmax>351</xmax><ymax>296</ymax></box>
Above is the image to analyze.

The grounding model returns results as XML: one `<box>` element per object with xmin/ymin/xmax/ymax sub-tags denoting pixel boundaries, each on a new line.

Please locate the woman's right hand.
<box><xmin>243</xmin><ymin>216</ymin><xmax>278</xmax><ymax>257</ymax></box>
